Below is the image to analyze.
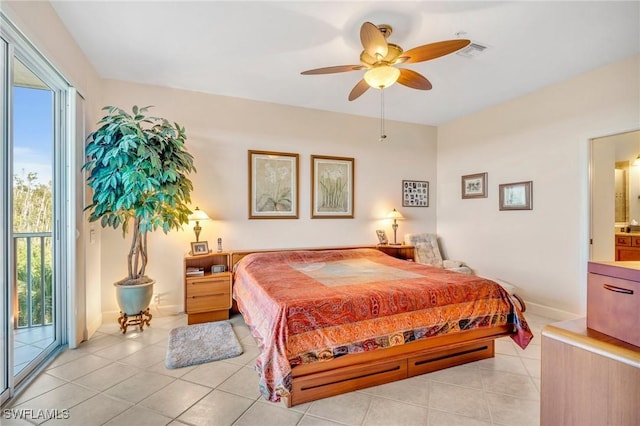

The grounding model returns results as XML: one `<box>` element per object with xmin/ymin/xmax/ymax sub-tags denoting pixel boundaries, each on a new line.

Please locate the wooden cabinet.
<box><xmin>541</xmin><ymin>318</ymin><xmax>640</xmax><ymax>426</ymax></box>
<box><xmin>184</xmin><ymin>251</ymin><xmax>232</xmax><ymax>325</ymax></box>
<box><xmin>587</xmin><ymin>261</ymin><xmax>640</xmax><ymax>346</ymax></box>
<box><xmin>615</xmin><ymin>233</ymin><xmax>640</xmax><ymax>260</ymax></box>
<box><xmin>376</xmin><ymin>244</ymin><xmax>415</xmax><ymax>261</ymax></box>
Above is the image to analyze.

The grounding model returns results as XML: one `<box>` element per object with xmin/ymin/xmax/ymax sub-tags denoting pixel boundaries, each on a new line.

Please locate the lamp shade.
<box><xmin>188</xmin><ymin>206</ymin><xmax>210</xmax><ymax>222</ymax></box>
<box><xmin>387</xmin><ymin>208</ymin><xmax>404</xmax><ymax>220</ymax></box>
<box><xmin>364</xmin><ymin>65</ymin><xmax>400</xmax><ymax>89</ymax></box>
<box><xmin>633</xmin><ymin>155</ymin><xmax>640</xmax><ymax>166</ymax></box>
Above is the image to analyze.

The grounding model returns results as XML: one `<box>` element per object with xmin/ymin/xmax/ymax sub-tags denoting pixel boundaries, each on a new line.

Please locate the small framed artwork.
<box><xmin>376</xmin><ymin>229</ymin><xmax>388</xmax><ymax>245</ymax></box>
<box><xmin>248</xmin><ymin>150</ymin><xmax>299</xmax><ymax>219</ymax></box>
<box><xmin>191</xmin><ymin>241</ymin><xmax>209</xmax><ymax>256</ymax></box>
<box><xmin>499</xmin><ymin>181</ymin><xmax>533</xmax><ymax>210</ymax></box>
<box><xmin>402</xmin><ymin>180</ymin><xmax>429</xmax><ymax>207</ymax></box>
<box><xmin>461</xmin><ymin>172</ymin><xmax>488</xmax><ymax>199</ymax></box>
<box><xmin>311</xmin><ymin>155</ymin><xmax>355</xmax><ymax>218</ymax></box>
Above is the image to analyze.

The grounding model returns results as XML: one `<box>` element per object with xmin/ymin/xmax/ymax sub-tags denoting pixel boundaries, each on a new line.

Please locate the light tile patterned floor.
<box><xmin>3</xmin><ymin>311</ymin><xmax>552</xmax><ymax>426</ymax></box>
<box><xmin>14</xmin><ymin>325</ymin><xmax>55</xmax><ymax>374</ymax></box>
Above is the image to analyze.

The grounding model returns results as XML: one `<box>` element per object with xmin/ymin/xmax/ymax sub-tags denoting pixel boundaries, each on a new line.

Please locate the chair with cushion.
<box><xmin>404</xmin><ymin>232</ymin><xmax>527</xmax><ymax>312</ymax></box>
<box><xmin>404</xmin><ymin>233</ymin><xmax>473</xmax><ymax>275</ymax></box>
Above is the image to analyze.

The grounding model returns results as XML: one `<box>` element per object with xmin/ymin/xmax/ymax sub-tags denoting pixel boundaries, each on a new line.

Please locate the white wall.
<box><xmin>98</xmin><ymin>80</ymin><xmax>438</xmax><ymax>316</ymax></box>
<box><xmin>437</xmin><ymin>55</ymin><xmax>640</xmax><ymax>316</ymax></box>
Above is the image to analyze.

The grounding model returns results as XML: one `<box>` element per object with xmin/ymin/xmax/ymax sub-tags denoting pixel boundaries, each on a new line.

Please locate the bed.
<box><xmin>232</xmin><ymin>247</ymin><xmax>532</xmax><ymax>407</ymax></box>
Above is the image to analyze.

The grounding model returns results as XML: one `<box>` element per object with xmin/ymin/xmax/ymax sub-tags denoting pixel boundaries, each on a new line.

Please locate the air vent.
<box><xmin>456</xmin><ymin>42</ymin><xmax>489</xmax><ymax>58</ymax></box>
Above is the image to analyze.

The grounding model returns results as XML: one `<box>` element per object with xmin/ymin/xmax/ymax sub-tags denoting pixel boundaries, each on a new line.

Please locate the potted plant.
<box><xmin>83</xmin><ymin>105</ymin><xmax>196</xmax><ymax>331</ymax></box>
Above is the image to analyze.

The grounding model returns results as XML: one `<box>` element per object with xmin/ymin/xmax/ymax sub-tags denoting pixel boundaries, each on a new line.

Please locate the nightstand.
<box><xmin>184</xmin><ymin>251</ymin><xmax>232</xmax><ymax>325</ymax></box>
<box><xmin>376</xmin><ymin>244</ymin><xmax>415</xmax><ymax>261</ymax></box>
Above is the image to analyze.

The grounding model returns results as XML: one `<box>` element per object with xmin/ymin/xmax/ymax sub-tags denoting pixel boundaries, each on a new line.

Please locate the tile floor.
<box><xmin>3</xmin><ymin>311</ymin><xmax>552</xmax><ymax>426</ymax></box>
<box><xmin>14</xmin><ymin>325</ymin><xmax>55</xmax><ymax>374</ymax></box>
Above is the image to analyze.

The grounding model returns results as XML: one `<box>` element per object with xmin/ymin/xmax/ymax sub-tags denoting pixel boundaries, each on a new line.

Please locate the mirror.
<box><xmin>615</xmin><ymin>161</ymin><xmax>629</xmax><ymax>223</ymax></box>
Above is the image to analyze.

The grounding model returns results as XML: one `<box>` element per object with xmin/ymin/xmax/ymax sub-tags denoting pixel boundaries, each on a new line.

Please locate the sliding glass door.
<box><xmin>1</xmin><ymin>13</ymin><xmax>72</xmax><ymax>404</ymax></box>
<box><xmin>12</xmin><ymin>57</ymin><xmax>57</xmax><ymax>380</ymax></box>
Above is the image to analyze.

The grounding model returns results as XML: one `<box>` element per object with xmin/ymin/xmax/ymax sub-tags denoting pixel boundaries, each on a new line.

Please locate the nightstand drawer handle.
<box><xmin>191</xmin><ymin>293</ymin><xmax>226</xmax><ymax>298</ymax></box>
<box><xmin>603</xmin><ymin>284</ymin><xmax>634</xmax><ymax>295</ymax></box>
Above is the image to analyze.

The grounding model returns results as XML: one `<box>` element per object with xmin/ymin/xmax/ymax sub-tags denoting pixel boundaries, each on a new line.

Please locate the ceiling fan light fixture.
<box><xmin>364</xmin><ymin>65</ymin><xmax>400</xmax><ymax>89</ymax></box>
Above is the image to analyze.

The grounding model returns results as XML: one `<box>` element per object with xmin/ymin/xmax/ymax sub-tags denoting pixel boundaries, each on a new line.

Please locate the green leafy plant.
<box><xmin>82</xmin><ymin>106</ymin><xmax>196</xmax><ymax>285</ymax></box>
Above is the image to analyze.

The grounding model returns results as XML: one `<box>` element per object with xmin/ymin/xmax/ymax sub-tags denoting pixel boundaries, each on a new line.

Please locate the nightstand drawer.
<box><xmin>186</xmin><ymin>278</ymin><xmax>229</xmax><ymax>298</ymax></box>
<box><xmin>186</xmin><ymin>292</ymin><xmax>231</xmax><ymax>313</ymax></box>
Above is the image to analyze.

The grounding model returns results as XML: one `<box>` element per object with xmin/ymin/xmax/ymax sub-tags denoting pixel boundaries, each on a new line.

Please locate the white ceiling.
<box><xmin>51</xmin><ymin>1</ymin><xmax>640</xmax><ymax>126</ymax></box>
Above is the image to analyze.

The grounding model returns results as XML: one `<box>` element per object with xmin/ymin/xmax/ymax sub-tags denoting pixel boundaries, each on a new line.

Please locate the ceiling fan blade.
<box><xmin>397</xmin><ymin>69</ymin><xmax>432</xmax><ymax>90</ymax></box>
<box><xmin>400</xmin><ymin>39</ymin><xmax>471</xmax><ymax>64</ymax></box>
<box><xmin>301</xmin><ymin>65</ymin><xmax>364</xmax><ymax>75</ymax></box>
<box><xmin>348</xmin><ymin>79</ymin><xmax>370</xmax><ymax>101</ymax></box>
<box><xmin>360</xmin><ymin>22</ymin><xmax>388</xmax><ymax>59</ymax></box>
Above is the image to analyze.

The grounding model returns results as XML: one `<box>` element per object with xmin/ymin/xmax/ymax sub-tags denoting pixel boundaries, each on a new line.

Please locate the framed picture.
<box><xmin>402</xmin><ymin>180</ymin><xmax>429</xmax><ymax>207</ymax></box>
<box><xmin>190</xmin><ymin>241</ymin><xmax>209</xmax><ymax>256</ymax></box>
<box><xmin>461</xmin><ymin>172</ymin><xmax>488</xmax><ymax>199</ymax></box>
<box><xmin>311</xmin><ymin>155</ymin><xmax>354</xmax><ymax>218</ymax></box>
<box><xmin>376</xmin><ymin>229</ymin><xmax>388</xmax><ymax>245</ymax></box>
<box><xmin>248</xmin><ymin>150</ymin><xmax>299</xmax><ymax>219</ymax></box>
<box><xmin>499</xmin><ymin>181</ymin><xmax>533</xmax><ymax>210</ymax></box>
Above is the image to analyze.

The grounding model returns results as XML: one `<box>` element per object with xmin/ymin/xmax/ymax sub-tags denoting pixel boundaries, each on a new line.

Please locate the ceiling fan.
<box><xmin>301</xmin><ymin>22</ymin><xmax>471</xmax><ymax>101</ymax></box>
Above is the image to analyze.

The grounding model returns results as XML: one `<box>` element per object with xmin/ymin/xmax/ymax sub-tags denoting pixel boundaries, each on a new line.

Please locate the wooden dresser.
<box><xmin>541</xmin><ymin>318</ymin><xmax>640</xmax><ymax>426</ymax></box>
<box><xmin>183</xmin><ymin>251</ymin><xmax>232</xmax><ymax>325</ymax></box>
<box><xmin>615</xmin><ymin>233</ymin><xmax>640</xmax><ymax>260</ymax></box>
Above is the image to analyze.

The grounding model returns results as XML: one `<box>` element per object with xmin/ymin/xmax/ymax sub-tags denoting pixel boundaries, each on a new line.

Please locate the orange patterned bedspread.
<box><xmin>233</xmin><ymin>248</ymin><xmax>532</xmax><ymax>402</ymax></box>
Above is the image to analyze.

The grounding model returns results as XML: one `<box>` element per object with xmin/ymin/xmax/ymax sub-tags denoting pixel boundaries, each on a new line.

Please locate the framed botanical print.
<box><xmin>248</xmin><ymin>150</ymin><xmax>299</xmax><ymax>219</ymax></box>
<box><xmin>311</xmin><ymin>155</ymin><xmax>354</xmax><ymax>218</ymax></box>
<box><xmin>499</xmin><ymin>181</ymin><xmax>533</xmax><ymax>210</ymax></box>
<box><xmin>402</xmin><ymin>180</ymin><xmax>429</xmax><ymax>207</ymax></box>
<box><xmin>461</xmin><ymin>172</ymin><xmax>488</xmax><ymax>199</ymax></box>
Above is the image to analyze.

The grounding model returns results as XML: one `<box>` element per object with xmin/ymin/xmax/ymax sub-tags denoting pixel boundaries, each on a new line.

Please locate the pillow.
<box><xmin>414</xmin><ymin>242</ymin><xmax>444</xmax><ymax>267</ymax></box>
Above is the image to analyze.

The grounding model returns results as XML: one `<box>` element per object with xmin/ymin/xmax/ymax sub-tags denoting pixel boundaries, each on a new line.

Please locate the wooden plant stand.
<box><xmin>117</xmin><ymin>308</ymin><xmax>152</xmax><ymax>334</ymax></box>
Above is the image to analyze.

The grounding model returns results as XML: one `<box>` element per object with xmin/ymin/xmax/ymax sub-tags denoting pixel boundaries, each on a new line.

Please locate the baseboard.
<box><xmin>488</xmin><ymin>277</ymin><xmax>581</xmax><ymax>322</ymax></box>
<box><xmin>102</xmin><ymin>304</ymin><xmax>183</xmax><ymax>324</ymax></box>
<box><xmin>523</xmin><ymin>301</ymin><xmax>582</xmax><ymax>322</ymax></box>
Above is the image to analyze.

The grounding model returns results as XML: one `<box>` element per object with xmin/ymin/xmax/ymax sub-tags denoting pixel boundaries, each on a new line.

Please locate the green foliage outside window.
<box><xmin>13</xmin><ymin>172</ymin><xmax>53</xmax><ymax>327</ymax></box>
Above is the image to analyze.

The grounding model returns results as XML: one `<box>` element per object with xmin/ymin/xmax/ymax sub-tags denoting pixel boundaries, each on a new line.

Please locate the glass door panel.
<box><xmin>12</xmin><ymin>58</ymin><xmax>56</xmax><ymax>377</ymax></box>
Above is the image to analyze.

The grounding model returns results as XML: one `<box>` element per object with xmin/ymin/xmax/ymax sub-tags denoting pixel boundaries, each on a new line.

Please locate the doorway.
<box><xmin>590</xmin><ymin>129</ymin><xmax>640</xmax><ymax>261</ymax></box>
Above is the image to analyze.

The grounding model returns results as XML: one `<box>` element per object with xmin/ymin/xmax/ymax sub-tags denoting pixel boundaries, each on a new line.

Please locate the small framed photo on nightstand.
<box><xmin>376</xmin><ymin>229</ymin><xmax>388</xmax><ymax>245</ymax></box>
<box><xmin>190</xmin><ymin>241</ymin><xmax>209</xmax><ymax>256</ymax></box>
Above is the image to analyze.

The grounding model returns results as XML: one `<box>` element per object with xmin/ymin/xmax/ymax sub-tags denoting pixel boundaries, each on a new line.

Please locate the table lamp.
<box><xmin>188</xmin><ymin>206</ymin><xmax>210</xmax><ymax>242</ymax></box>
<box><xmin>387</xmin><ymin>208</ymin><xmax>404</xmax><ymax>245</ymax></box>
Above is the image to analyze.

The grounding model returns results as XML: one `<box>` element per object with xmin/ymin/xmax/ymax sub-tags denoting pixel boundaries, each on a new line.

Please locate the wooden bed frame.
<box><xmin>231</xmin><ymin>247</ymin><xmax>515</xmax><ymax>407</ymax></box>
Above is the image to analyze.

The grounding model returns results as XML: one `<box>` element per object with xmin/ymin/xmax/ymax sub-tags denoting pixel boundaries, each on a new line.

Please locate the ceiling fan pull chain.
<box><xmin>380</xmin><ymin>89</ymin><xmax>387</xmax><ymax>141</ymax></box>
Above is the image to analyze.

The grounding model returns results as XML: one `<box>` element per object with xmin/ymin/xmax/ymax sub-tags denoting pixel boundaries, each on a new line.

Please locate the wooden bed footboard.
<box><xmin>285</xmin><ymin>324</ymin><xmax>511</xmax><ymax>407</ymax></box>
